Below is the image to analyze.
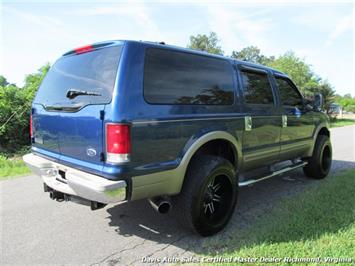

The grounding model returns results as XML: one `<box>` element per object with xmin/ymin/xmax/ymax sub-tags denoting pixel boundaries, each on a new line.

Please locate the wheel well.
<box><xmin>191</xmin><ymin>139</ymin><xmax>237</xmax><ymax>168</ymax></box>
<box><xmin>318</xmin><ymin>127</ymin><xmax>330</xmax><ymax>138</ymax></box>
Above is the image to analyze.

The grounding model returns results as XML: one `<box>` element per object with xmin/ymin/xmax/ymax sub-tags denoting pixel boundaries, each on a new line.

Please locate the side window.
<box><xmin>144</xmin><ymin>48</ymin><xmax>234</xmax><ymax>105</ymax></box>
<box><xmin>240</xmin><ymin>70</ymin><xmax>274</xmax><ymax>105</ymax></box>
<box><xmin>275</xmin><ymin>77</ymin><xmax>303</xmax><ymax>108</ymax></box>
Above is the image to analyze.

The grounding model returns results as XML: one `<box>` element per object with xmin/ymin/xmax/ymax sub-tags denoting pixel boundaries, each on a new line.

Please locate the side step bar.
<box><xmin>239</xmin><ymin>161</ymin><xmax>307</xmax><ymax>187</ymax></box>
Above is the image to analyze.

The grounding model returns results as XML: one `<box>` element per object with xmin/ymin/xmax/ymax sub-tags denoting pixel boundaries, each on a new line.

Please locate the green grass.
<box><xmin>201</xmin><ymin>169</ymin><xmax>355</xmax><ymax>265</ymax></box>
<box><xmin>330</xmin><ymin>118</ymin><xmax>355</xmax><ymax>128</ymax></box>
<box><xmin>0</xmin><ymin>155</ymin><xmax>31</xmax><ymax>180</ymax></box>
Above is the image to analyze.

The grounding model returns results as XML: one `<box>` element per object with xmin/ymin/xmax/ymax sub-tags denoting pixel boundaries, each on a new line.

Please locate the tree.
<box><xmin>187</xmin><ymin>32</ymin><xmax>224</xmax><ymax>55</ymax></box>
<box><xmin>0</xmin><ymin>64</ymin><xmax>50</xmax><ymax>153</ymax></box>
<box><xmin>231</xmin><ymin>46</ymin><xmax>274</xmax><ymax>65</ymax></box>
<box><xmin>0</xmin><ymin>76</ymin><xmax>9</xmax><ymax>87</ymax></box>
<box><xmin>336</xmin><ymin>94</ymin><xmax>355</xmax><ymax>113</ymax></box>
<box><xmin>268</xmin><ymin>51</ymin><xmax>318</xmax><ymax>96</ymax></box>
<box><xmin>23</xmin><ymin>63</ymin><xmax>50</xmax><ymax>101</ymax></box>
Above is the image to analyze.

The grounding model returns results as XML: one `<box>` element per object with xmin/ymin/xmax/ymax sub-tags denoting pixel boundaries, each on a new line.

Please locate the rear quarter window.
<box><xmin>143</xmin><ymin>48</ymin><xmax>234</xmax><ymax>105</ymax></box>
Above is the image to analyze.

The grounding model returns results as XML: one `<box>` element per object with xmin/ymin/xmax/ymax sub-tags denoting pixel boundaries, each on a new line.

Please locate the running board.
<box><xmin>238</xmin><ymin>161</ymin><xmax>308</xmax><ymax>187</ymax></box>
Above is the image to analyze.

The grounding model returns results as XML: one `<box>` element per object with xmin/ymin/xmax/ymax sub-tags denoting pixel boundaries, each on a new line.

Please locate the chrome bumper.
<box><xmin>23</xmin><ymin>153</ymin><xmax>127</xmax><ymax>204</ymax></box>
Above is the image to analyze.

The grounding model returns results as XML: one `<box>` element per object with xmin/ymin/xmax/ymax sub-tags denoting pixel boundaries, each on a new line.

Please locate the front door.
<box><xmin>274</xmin><ymin>75</ymin><xmax>315</xmax><ymax>160</ymax></box>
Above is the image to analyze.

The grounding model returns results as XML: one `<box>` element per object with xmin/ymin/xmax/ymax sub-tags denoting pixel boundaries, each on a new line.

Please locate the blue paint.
<box><xmin>31</xmin><ymin>40</ymin><xmax>323</xmax><ymax>181</ymax></box>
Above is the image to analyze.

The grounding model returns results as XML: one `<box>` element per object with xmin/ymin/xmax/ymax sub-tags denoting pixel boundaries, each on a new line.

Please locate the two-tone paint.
<box><xmin>31</xmin><ymin>40</ymin><xmax>330</xmax><ymax>201</ymax></box>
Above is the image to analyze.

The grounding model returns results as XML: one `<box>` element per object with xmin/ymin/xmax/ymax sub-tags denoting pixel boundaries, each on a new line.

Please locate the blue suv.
<box><xmin>24</xmin><ymin>40</ymin><xmax>332</xmax><ymax>236</ymax></box>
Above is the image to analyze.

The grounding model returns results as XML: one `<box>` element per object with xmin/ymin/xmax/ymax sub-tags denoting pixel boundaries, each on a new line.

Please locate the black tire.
<box><xmin>303</xmin><ymin>135</ymin><xmax>332</xmax><ymax>179</ymax></box>
<box><xmin>173</xmin><ymin>155</ymin><xmax>238</xmax><ymax>236</ymax></box>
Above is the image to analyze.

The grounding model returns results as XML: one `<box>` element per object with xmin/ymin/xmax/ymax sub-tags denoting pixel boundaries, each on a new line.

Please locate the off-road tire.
<box><xmin>303</xmin><ymin>135</ymin><xmax>332</xmax><ymax>179</ymax></box>
<box><xmin>173</xmin><ymin>155</ymin><xmax>238</xmax><ymax>236</ymax></box>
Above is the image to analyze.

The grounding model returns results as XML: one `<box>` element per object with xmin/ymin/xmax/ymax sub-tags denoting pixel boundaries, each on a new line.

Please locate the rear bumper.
<box><xmin>23</xmin><ymin>153</ymin><xmax>127</xmax><ymax>204</ymax></box>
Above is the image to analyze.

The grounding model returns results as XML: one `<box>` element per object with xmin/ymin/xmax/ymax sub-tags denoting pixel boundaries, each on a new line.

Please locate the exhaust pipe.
<box><xmin>46</xmin><ymin>188</ymin><xmax>106</xmax><ymax>210</ymax></box>
<box><xmin>149</xmin><ymin>197</ymin><xmax>172</xmax><ymax>214</ymax></box>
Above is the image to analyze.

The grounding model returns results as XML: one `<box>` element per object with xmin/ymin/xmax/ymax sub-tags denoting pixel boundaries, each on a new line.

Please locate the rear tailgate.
<box><xmin>32</xmin><ymin>43</ymin><xmax>123</xmax><ymax>172</ymax></box>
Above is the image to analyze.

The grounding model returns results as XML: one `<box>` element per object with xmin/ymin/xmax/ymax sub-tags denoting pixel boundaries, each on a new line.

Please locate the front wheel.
<box><xmin>173</xmin><ymin>155</ymin><xmax>238</xmax><ymax>236</ymax></box>
<box><xmin>303</xmin><ymin>135</ymin><xmax>332</xmax><ymax>179</ymax></box>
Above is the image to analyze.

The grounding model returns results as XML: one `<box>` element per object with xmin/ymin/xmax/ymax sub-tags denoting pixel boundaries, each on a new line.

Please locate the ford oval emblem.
<box><xmin>87</xmin><ymin>148</ymin><xmax>97</xmax><ymax>157</ymax></box>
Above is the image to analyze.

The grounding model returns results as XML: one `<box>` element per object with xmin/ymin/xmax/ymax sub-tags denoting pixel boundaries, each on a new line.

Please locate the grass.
<box><xmin>330</xmin><ymin>118</ymin><xmax>355</xmax><ymax>128</ymax></box>
<box><xmin>201</xmin><ymin>169</ymin><xmax>355</xmax><ymax>265</ymax></box>
<box><xmin>0</xmin><ymin>155</ymin><xmax>30</xmax><ymax>180</ymax></box>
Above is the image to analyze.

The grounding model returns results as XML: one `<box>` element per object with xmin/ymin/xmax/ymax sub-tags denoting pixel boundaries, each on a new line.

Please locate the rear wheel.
<box><xmin>303</xmin><ymin>135</ymin><xmax>332</xmax><ymax>179</ymax></box>
<box><xmin>173</xmin><ymin>155</ymin><xmax>238</xmax><ymax>236</ymax></box>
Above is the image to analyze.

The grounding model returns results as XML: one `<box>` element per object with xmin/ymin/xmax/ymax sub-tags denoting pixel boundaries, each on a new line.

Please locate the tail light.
<box><xmin>30</xmin><ymin>115</ymin><xmax>33</xmax><ymax>139</ymax></box>
<box><xmin>105</xmin><ymin>123</ymin><xmax>131</xmax><ymax>164</ymax></box>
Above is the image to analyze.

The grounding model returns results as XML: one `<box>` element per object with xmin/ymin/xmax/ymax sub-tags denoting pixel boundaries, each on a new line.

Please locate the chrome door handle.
<box><xmin>245</xmin><ymin>116</ymin><xmax>252</xmax><ymax>131</ymax></box>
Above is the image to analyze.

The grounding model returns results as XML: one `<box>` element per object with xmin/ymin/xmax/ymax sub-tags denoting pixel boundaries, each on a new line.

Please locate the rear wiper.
<box><xmin>66</xmin><ymin>89</ymin><xmax>101</xmax><ymax>99</ymax></box>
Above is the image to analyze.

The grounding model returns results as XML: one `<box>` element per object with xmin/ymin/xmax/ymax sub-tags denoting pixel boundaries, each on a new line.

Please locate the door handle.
<box><xmin>282</xmin><ymin>115</ymin><xmax>287</xmax><ymax>128</ymax></box>
<box><xmin>245</xmin><ymin>116</ymin><xmax>252</xmax><ymax>131</ymax></box>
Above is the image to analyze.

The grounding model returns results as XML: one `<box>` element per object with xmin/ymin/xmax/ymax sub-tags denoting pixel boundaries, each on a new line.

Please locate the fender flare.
<box><xmin>179</xmin><ymin>130</ymin><xmax>242</xmax><ymax>172</ymax></box>
<box><xmin>307</xmin><ymin>122</ymin><xmax>330</xmax><ymax>157</ymax></box>
<box><xmin>130</xmin><ymin>131</ymin><xmax>242</xmax><ymax>200</ymax></box>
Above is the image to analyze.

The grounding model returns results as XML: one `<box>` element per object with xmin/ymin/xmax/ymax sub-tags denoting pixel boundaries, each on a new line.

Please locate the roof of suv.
<box><xmin>124</xmin><ymin>40</ymin><xmax>287</xmax><ymax>76</ymax></box>
<box><xmin>64</xmin><ymin>39</ymin><xmax>286</xmax><ymax>76</ymax></box>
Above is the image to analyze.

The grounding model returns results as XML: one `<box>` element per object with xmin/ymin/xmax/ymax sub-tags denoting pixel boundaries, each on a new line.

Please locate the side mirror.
<box><xmin>313</xmin><ymin>93</ymin><xmax>323</xmax><ymax>111</ymax></box>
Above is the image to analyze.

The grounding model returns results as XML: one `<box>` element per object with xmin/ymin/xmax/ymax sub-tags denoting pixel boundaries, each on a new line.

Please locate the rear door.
<box><xmin>237</xmin><ymin>66</ymin><xmax>281</xmax><ymax>170</ymax></box>
<box><xmin>273</xmin><ymin>74</ymin><xmax>315</xmax><ymax>160</ymax></box>
<box><xmin>32</xmin><ymin>44</ymin><xmax>123</xmax><ymax>169</ymax></box>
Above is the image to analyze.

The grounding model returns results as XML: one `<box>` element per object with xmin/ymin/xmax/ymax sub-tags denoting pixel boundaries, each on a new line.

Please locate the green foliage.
<box><xmin>0</xmin><ymin>75</ymin><xmax>9</xmax><ymax>87</ymax></box>
<box><xmin>231</xmin><ymin>46</ymin><xmax>274</xmax><ymax>65</ymax></box>
<box><xmin>23</xmin><ymin>64</ymin><xmax>50</xmax><ymax>101</ymax></box>
<box><xmin>0</xmin><ymin>64</ymin><xmax>49</xmax><ymax>153</ymax></box>
<box><xmin>330</xmin><ymin>119</ymin><xmax>355</xmax><ymax>128</ymax></box>
<box><xmin>187</xmin><ymin>32</ymin><xmax>224</xmax><ymax>55</ymax></box>
<box><xmin>0</xmin><ymin>155</ymin><xmax>30</xmax><ymax>180</ymax></box>
<box><xmin>336</xmin><ymin>94</ymin><xmax>355</xmax><ymax>113</ymax></box>
<box><xmin>268</xmin><ymin>51</ymin><xmax>319</xmax><ymax>95</ymax></box>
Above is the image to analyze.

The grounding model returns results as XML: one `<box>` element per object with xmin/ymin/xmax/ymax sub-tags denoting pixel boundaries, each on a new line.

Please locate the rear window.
<box><xmin>240</xmin><ymin>70</ymin><xmax>274</xmax><ymax>105</ymax></box>
<box><xmin>34</xmin><ymin>45</ymin><xmax>122</xmax><ymax>108</ymax></box>
<box><xmin>144</xmin><ymin>48</ymin><xmax>234</xmax><ymax>105</ymax></box>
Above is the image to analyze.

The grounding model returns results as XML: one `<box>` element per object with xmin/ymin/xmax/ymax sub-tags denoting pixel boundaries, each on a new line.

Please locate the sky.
<box><xmin>1</xmin><ymin>0</ymin><xmax>354</xmax><ymax>96</ymax></box>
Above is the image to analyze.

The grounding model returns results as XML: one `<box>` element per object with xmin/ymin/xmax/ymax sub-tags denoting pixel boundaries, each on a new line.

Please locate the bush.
<box><xmin>0</xmin><ymin>64</ymin><xmax>49</xmax><ymax>154</ymax></box>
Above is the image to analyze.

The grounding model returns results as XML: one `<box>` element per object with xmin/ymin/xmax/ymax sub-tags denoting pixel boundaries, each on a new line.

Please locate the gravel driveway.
<box><xmin>1</xmin><ymin>125</ymin><xmax>354</xmax><ymax>265</ymax></box>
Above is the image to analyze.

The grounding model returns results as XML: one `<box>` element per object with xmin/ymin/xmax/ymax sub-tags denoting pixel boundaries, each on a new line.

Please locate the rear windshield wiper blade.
<box><xmin>66</xmin><ymin>89</ymin><xmax>101</xmax><ymax>99</ymax></box>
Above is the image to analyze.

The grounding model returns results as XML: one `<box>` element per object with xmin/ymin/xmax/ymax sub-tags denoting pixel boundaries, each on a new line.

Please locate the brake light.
<box><xmin>74</xmin><ymin>44</ymin><xmax>93</xmax><ymax>54</ymax></box>
<box><xmin>30</xmin><ymin>115</ymin><xmax>33</xmax><ymax>139</ymax></box>
<box><xmin>106</xmin><ymin>124</ymin><xmax>131</xmax><ymax>164</ymax></box>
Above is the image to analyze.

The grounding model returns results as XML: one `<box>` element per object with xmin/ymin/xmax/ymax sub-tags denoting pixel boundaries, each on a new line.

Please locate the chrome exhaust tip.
<box><xmin>149</xmin><ymin>197</ymin><xmax>172</xmax><ymax>214</ymax></box>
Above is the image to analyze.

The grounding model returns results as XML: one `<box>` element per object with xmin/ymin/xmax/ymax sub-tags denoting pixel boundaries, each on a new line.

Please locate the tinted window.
<box><xmin>34</xmin><ymin>45</ymin><xmax>122</xmax><ymax>107</ymax></box>
<box><xmin>275</xmin><ymin>77</ymin><xmax>303</xmax><ymax>108</ymax></box>
<box><xmin>144</xmin><ymin>49</ymin><xmax>234</xmax><ymax>105</ymax></box>
<box><xmin>240</xmin><ymin>70</ymin><xmax>274</xmax><ymax>105</ymax></box>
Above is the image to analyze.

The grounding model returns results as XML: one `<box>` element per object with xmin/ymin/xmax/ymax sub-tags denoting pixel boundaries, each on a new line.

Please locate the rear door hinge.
<box><xmin>100</xmin><ymin>110</ymin><xmax>105</xmax><ymax>120</ymax></box>
<box><xmin>100</xmin><ymin>152</ymin><xmax>105</xmax><ymax>162</ymax></box>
